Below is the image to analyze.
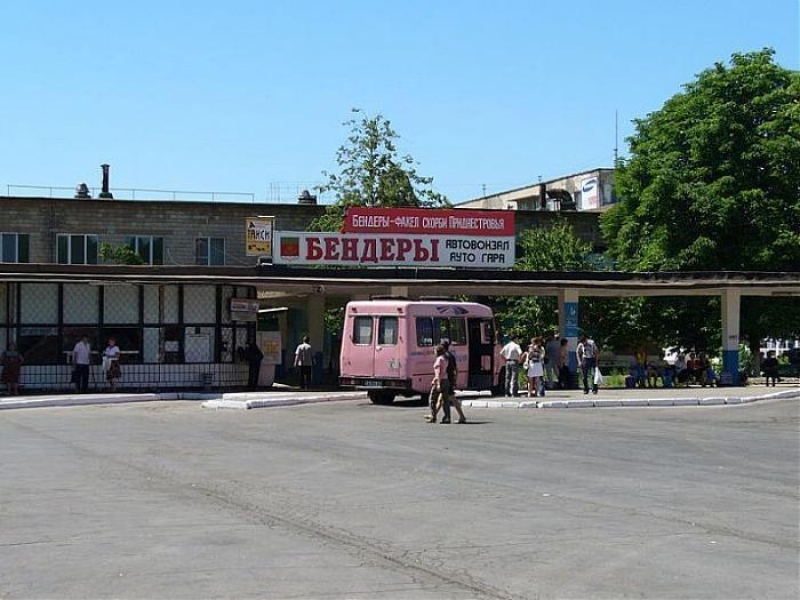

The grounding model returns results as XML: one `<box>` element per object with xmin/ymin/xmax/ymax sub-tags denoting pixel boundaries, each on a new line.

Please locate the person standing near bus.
<box><xmin>500</xmin><ymin>334</ymin><xmax>523</xmax><ymax>397</ymax></box>
<box><xmin>523</xmin><ymin>336</ymin><xmax>545</xmax><ymax>397</ymax></box>
<box><xmin>294</xmin><ymin>336</ymin><xmax>313</xmax><ymax>390</ymax></box>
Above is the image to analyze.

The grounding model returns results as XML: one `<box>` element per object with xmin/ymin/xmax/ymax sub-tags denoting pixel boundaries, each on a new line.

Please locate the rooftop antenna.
<box><xmin>614</xmin><ymin>110</ymin><xmax>619</xmax><ymax>164</ymax></box>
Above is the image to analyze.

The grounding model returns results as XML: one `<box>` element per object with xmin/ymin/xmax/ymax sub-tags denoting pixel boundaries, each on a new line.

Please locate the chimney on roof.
<box><xmin>99</xmin><ymin>163</ymin><xmax>114</xmax><ymax>199</ymax></box>
<box><xmin>297</xmin><ymin>189</ymin><xmax>317</xmax><ymax>205</ymax></box>
<box><xmin>74</xmin><ymin>183</ymin><xmax>91</xmax><ymax>199</ymax></box>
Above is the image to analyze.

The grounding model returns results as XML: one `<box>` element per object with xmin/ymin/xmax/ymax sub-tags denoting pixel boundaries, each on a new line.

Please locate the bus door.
<box><xmin>371</xmin><ymin>314</ymin><xmax>401</xmax><ymax>382</ymax></box>
<box><xmin>467</xmin><ymin>317</ymin><xmax>496</xmax><ymax>390</ymax></box>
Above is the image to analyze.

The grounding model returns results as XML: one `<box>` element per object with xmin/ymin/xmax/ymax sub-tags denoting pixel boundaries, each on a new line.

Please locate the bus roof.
<box><xmin>345</xmin><ymin>299</ymin><xmax>494</xmax><ymax>316</ymax></box>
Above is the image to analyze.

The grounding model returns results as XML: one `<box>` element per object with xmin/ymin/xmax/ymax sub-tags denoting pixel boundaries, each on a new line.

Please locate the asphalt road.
<box><xmin>1</xmin><ymin>397</ymin><xmax>798</xmax><ymax>599</ymax></box>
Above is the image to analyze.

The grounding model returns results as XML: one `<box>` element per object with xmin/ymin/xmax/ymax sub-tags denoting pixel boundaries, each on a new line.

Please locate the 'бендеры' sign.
<box><xmin>273</xmin><ymin>208</ymin><xmax>515</xmax><ymax>268</ymax></box>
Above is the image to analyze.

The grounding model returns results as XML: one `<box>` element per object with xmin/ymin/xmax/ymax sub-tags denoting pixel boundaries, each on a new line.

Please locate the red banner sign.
<box><xmin>273</xmin><ymin>232</ymin><xmax>515</xmax><ymax>268</ymax></box>
<box><xmin>343</xmin><ymin>207</ymin><xmax>515</xmax><ymax>236</ymax></box>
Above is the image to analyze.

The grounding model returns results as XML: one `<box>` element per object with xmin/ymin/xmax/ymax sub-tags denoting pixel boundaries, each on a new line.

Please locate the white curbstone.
<box><xmin>518</xmin><ymin>401</ymin><xmax>538</xmax><ymax>409</ymax></box>
<box><xmin>699</xmin><ymin>396</ymin><xmax>726</xmax><ymax>406</ymax></box>
<box><xmin>201</xmin><ymin>399</ymin><xmax>249</xmax><ymax>409</ymax></box>
<box><xmin>724</xmin><ymin>397</ymin><xmax>744</xmax><ymax>404</ymax></box>
<box><xmin>538</xmin><ymin>400</ymin><xmax>569</xmax><ymax>408</ymax></box>
<box><xmin>619</xmin><ymin>399</ymin><xmax>649</xmax><ymax>407</ymax></box>
<box><xmin>647</xmin><ymin>398</ymin><xmax>674</xmax><ymax>407</ymax></box>
<box><xmin>672</xmin><ymin>397</ymin><xmax>700</xmax><ymax>406</ymax></box>
<box><xmin>566</xmin><ymin>400</ymin><xmax>595</xmax><ymax>408</ymax></box>
<box><xmin>464</xmin><ymin>400</ymin><xmax>487</xmax><ymax>408</ymax></box>
<box><xmin>593</xmin><ymin>399</ymin><xmax>623</xmax><ymax>408</ymax></box>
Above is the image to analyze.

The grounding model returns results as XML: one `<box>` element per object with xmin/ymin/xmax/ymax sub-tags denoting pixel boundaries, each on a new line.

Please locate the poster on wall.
<box><xmin>580</xmin><ymin>177</ymin><xmax>600</xmax><ymax>210</ymax></box>
<box><xmin>273</xmin><ymin>207</ymin><xmax>516</xmax><ymax>268</ymax></box>
<box><xmin>246</xmin><ymin>217</ymin><xmax>274</xmax><ymax>257</ymax></box>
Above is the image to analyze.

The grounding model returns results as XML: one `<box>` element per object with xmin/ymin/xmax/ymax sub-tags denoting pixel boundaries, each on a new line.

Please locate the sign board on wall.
<box><xmin>230</xmin><ymin>298</ymin><xmax>259</xmax><ymax>322</ymax></box>
<box><xmin>581</xmin><ymin>177</ymin><xmax>599</xmax><ymax>210</ymax></box>
<box><xmin>246</xmin><ymin>217</ymin><xmax>273</xmax><ymax>256</ymax></box>
<box><xmin>273</xmin><ymin>208</ymin><xmax>515</xmax><ymax>268</ymax></box>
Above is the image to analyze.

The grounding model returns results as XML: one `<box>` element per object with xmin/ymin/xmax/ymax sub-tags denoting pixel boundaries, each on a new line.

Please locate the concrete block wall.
<box><xmin>0</xmin><ymin>196</ymin><xmax>326</xmax><ymax>266</ymax></box>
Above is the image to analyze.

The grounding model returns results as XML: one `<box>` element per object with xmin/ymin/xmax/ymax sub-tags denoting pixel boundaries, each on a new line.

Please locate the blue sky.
<box><xmin>1</xmin><ymin>1</ymin><xmax>797</xmax><ymax>204</ymax></box>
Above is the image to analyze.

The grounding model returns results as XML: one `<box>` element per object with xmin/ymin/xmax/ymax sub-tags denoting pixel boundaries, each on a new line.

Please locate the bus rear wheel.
<box><xmin>368</xmin><ymin>391</ymin><xmax>395</xmax><ymax>405</ymax></box>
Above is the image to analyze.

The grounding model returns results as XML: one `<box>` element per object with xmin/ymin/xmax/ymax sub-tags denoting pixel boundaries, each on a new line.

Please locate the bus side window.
<box><xmin>450</xmin><ymin>318</ymin><xmax>467</xmax><ymax>345</ymax></box>
<box><xmin>353</xmin><ymin>316</ymin><xmax>373</xmax><ymax>345</ymax></box>
<box><xmin>378</xmin><ymin>316</ymin><xmax>398</xmax><ymax>345</ymax></box>
<box><xmin>416</xmin><ymin>317</ymin><xmax>435</xmax><ymax>347</ymax></box>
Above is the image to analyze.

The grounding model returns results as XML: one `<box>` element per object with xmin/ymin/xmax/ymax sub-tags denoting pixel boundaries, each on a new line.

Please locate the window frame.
<box><xmin>352</xmin><ymin>316</ymin><xmax>373</xmax><ymax>345</ymax></box>
<box><xmin>57</xmin><ymin>233</ymin><xmax>99</xmax><ymax>265</ymax></box>
<box><xmin>0</xmin><ymin>232</ymin><xmax>30</xmax><ymax>263</ymax></box>
<box><xmin>195</xmin><ymin>237</ymin><xmax>225</xmax><ymax>265</ymax></box>
<box><xmin>127</xmin><ymin>235</ymin><xmax>164</xmax><ymax>265</ymax></box>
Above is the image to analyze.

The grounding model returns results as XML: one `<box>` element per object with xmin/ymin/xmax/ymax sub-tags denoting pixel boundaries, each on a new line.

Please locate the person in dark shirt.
<box><xmin>245</xmin><ymin>341</ymin><xmax>264</xmax><ymax>389</ymax></box>
<box><xmin>761</xmin><ymin>350</ymin><xmax>780</xmax><ymax>387</ymax></box>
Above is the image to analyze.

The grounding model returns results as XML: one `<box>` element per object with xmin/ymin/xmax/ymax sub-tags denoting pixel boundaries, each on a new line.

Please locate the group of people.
<box><xmin>499</xmin><ymin>332</ymin><xmax>600</xmax><ymax>397</ymax></box>
<box><xmin>71</xmin><ymin>335</ymin><xmax>123</xmax><ymax>392</ymax></box>
<box><xmin>426</xmin><ymin>339</ymin><xmax>467</xmax><ymax>424</ymax></box>
<box><xmin>670</xmin><ymin>351</ymin><xmax>719</xmax><ymax>387</ymax></box>
<box><xmin>0</xmin><ymin>336</ymin><xmax>123</xmax><ymax>396</ymax></box>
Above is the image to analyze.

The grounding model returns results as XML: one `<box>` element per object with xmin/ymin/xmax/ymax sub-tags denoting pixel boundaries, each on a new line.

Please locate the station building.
<box><xmin>0</xmin><ymin>186</ymin><xmax>604</xmax><ymax>392</ymax></box>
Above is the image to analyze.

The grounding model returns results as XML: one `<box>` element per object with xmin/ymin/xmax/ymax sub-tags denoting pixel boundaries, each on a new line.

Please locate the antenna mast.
<box><xmin>614</xmin><ymin>110</ymin><xmax>619</xmax><ymax>164</ymax></box>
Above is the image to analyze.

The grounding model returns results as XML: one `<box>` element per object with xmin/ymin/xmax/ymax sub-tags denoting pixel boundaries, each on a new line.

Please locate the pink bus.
<box><xmin>339</xmin><ymin>298</ymin><xmax>503</xmax><ymax>404</ymax></box>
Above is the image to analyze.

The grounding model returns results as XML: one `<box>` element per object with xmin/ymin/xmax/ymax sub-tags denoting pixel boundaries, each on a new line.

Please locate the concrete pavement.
<box><xmin>1</xmin><ymin>381</ymin><xmax>798</xmax><ymax>411</ymax></box>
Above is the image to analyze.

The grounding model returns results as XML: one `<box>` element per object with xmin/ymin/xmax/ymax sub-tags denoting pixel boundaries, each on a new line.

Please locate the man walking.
<box><xmin>500</xmin><ymin>334</ymin><xmax>523</xmax><ymax>397</ymax></box>
<box><xmin>440</xmin><ymin>339</ymin><xmax>467</xmax><ymax>424</ymax></box>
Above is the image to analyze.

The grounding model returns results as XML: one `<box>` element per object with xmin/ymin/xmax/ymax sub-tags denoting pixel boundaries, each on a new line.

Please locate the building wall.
<box><xmin>0</xmin><ymin>195</ymin><xmax>607</xmax><ymax>264</ymax></box>
<box><xmin>0</xmin><ymin>196</ymin><xmax>327</xmax><ymax>265</ymax></box>
<box><xmin>456</xmin><ymin>168</ymin><xmax>616</xmax><ymax>213</ymax></box>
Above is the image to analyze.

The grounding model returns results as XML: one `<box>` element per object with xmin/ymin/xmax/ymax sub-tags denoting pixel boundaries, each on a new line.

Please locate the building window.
<box><xmin>127</xmin><ymin>236</ymin><xmax>164</xmax><ymax>265</ymax></box>
<box><xmin>0</xmin><ymin>233</ymin><xmax>30</xmax><ymax>263</ymax></box>
<box><xmin>57</xmin><ymin>234</ymin><xmax>98</xmax><ymax>264</ymax></box>
<box><xmin>195</xmin><ymin>237</ymin><xmax>225</xmax><ymax>265</ymax></box>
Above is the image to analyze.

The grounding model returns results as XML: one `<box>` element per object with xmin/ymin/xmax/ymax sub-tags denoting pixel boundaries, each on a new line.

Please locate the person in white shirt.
<box><xmin>500</xmin><ymin>334</ymin><xmax>523</xmax><ymax>397</ymax></box>
<box><xmin>72</xmin><ymin>335</ymin><xmax>92</xmax><ymax>392</ymax></box>
<box><xmin>103</xmin><ymin>337</ymin><xmax>122</xmax><ymax>392</ymax></box>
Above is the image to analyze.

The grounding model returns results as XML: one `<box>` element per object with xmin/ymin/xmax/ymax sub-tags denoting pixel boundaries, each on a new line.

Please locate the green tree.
<box><xmin>604</xmin><ymin>49</ymin><xmax>799</xmax><ymax>271</ymax></box>
<box><xmin>602</xmin><ymin>49</ymin><xmax>800</xmax><ymax>352</ymax></box>
<box><xmin>99</xmin><ymin>242</ymin><xmax>145</xmax><ymax>265</ymax></box>
<box><xmin>310</xmin><ymin>109</ymin><xmax>449</xmax><ymax>232</ymax></box>
<box><xmin>492</xmin><ymin>219</ymin><xmax>594</xmax><ymax>340</ymax></box>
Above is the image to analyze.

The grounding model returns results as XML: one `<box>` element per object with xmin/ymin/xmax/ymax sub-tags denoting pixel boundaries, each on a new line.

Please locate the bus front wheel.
<box><xmin>368</xmin><ymin>391</ymin><xmax>395</xmax><ymax>405</ymax></box>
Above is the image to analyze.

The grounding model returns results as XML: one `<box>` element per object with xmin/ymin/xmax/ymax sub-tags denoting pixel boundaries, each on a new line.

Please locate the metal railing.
<box><xmin>9</xmin><ymin>363</ymin><xmax>250</xmax><ymax>393</ymax></box>
<box><xmin>5</xmin><ymin>184</ymin><xmax>256</xmax><ymax>203</ymax></box>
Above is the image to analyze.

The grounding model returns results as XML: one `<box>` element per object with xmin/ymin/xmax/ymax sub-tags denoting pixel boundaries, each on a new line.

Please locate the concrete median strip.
<box><xmin>1</xmin><ymin>387</ymin><xmax>797</xmax><ymax>411</ymax></box>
